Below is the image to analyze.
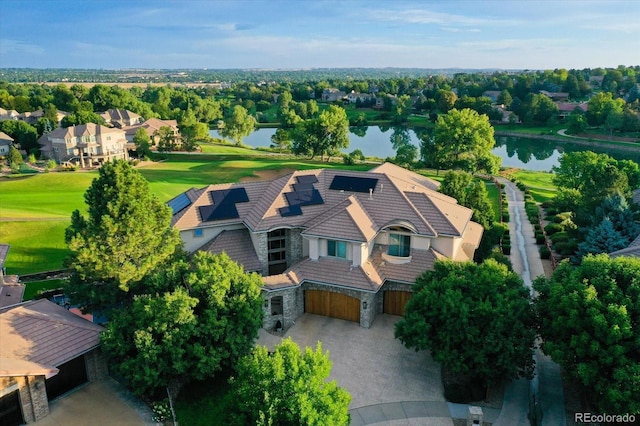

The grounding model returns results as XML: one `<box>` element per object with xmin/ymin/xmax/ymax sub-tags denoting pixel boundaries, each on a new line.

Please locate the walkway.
<box><xmin>496</xmin><ymin>177</ymin><xmax>566</xmax><ymax>426</ymax></box>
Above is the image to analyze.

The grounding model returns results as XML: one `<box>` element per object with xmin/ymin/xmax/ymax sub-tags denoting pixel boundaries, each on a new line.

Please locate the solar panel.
<box><xmin>279</xmin><ymin>205</ymin><xmax>302</xmax><ymax>217</ymax></box>
<box><xmin>292</xmin><ymin>182</ymin><xmax>314</xmax><ymax>192</ymax></box>
<box><xmin>210</xmin><ymin>188</ymin><xmax>250</xmax><ymax>205</ymax></box>
<box><xmin>199</xmin><ymin>203</ymin><xmax>240</xmax><ymax>221</ymax></box>
<box><xmin>329</xmin><ymin>175</ymin><xmax>379</xmax><ymax>193</ymax></box>
<box><xmin>168</xmin><ymin>193</ymin><xmax>192</xmax><ymax>214</ymax></box>
<box><xmin>229</xmin><ymin>188</ymin><xmax>249</xmax><ymax>203</ymax></box>
<box><xmin>297</xmin><ymin>175</ymin><xmax>319</xmax><ymax>184</ymax></box>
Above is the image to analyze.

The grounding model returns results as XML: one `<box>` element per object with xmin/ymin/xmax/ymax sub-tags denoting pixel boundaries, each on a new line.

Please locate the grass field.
<box><xmin>511</xmin><ymin>170</ymin><xmax>557</xmax><ymax>203</ymax></box>
<box><xmin>0</xmin><ymin>153</ymin><xmax>371</xmax><ymax>274</ymax></box>
<box><xmin>23</xmin><ymin>278</ymin><xmax>68</xmax><ymax>301</ymax></box>
<box><xmin>484</xmin><ymin>181</ymin><xmax>503</xmax><ymax>223</ymax></box>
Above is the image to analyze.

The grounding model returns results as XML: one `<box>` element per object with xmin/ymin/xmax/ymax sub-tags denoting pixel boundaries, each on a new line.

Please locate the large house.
<box><xmin>0</xmin><ymin>131</ymin><xmax>14</xmax><ymax>156</ymax></box>
<box><xmin>100</xmin><ymin>109</ymin><xmax>143</xmax><ymax>128</ymax></box>
<box><xmin>0</xmin><ymin>299</ymin><xmax>107</xmax><ymax>424</ymax></box>
<box><xmin>122</xmin><ymin>117</ymin><xmax>180</xmax><ymax>150</ymax></box>
<box><xmin>169</xmin><ymin>163</ymin><xmax>483</xmax><ymax>330</ymax></box>
<box><xmin>38</xmin><ymin>123</ymin><xmax>128</xmax><ymax>167</ymax></box>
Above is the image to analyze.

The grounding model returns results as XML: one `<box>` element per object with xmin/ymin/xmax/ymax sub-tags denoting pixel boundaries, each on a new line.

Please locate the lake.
<box><xmin>210</xmin><ymin>127</ymin><xmax>640</xmax><ymax>172</ymax></box>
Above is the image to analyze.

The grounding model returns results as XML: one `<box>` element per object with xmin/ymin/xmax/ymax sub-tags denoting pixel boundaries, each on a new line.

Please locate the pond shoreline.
<box><xmin>494</xmin><ymin>131</ymin><xmax>640</xmax><ymax>153</ymax></box>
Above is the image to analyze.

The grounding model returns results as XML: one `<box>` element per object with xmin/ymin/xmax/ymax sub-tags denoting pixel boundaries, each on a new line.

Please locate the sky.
<box><xmin>0</xmin><ymin>0</ymin><xmax>638</xmax><ymax>70</ymax></box>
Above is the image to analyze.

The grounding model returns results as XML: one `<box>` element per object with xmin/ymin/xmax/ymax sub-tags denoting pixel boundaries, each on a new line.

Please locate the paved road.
<box><xmin>496</xmin><ymin>177</ymin><xmax>566</xmax><ymax>426</ymax></box>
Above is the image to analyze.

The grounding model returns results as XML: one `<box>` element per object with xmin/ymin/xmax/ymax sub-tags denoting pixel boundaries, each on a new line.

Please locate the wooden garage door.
<box><xmin>305</xmin><ymin>290</ymin><xmax>360</xmax><ymax>323</ymax></box>
<box><xmin>384</xmin><ymin>291</ymin><xmax>413</xmax><ymax>316</ymax></box>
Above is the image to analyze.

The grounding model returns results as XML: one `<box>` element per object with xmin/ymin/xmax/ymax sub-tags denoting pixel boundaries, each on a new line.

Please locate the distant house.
<box><xmin>17</xmin><ymin>109</ymin><xmax>68</xmax><ymax>126</ymax></box>
<box><xmin>38</xmin><ymin>123</ymin><xmax>128</xmax><ymax>167</ymax></box>
<box><xmin>0</xmin><ymin>299</ymin><xmax>107</xmax><ymax>424</ymax></box>
<box><xmin>589</xmin><ymin>76</ymin><xmax>605</xmax><ymax>88</ymax></box>
<box><xmin>539</xmin><ymin>90</ymin><xmax>569</xmax><ymax>102</ymax></box>
<box><xmin>0</xmin><ymin>108</ymin><xmax>20</xmax><ymax>121</ymax></box>
<box><xmin>169</xmin><ymin>163</ymin><xmax>483</xmax><ymax>330</ymax></box>
<box><xmin>0</xmin><ymin>131</ymin><xmax>14</xmax><ymax>155</ymax></box>
<box><xmin>321</xmin><ymin>88</ymin><xmax>346</xmax><ymax>102</ymax></box>
<box><xmin>100</xmin><ymin>109</ymin><xmax>143</xmax><ymax>128</ymax></box>
<box><xmin>122</xmin><ymin>117</ymin><xmax>180</xmax><ymax>150</ymax></box>
<box><xmin>556</xmin><ymin>102</ymin><xmax>588</xmax><ymax>119</ymax></box>
<box><xmin>344</xmin><ymin>91</ymin><xmax>373</xmax><ymax>104</ymax></box>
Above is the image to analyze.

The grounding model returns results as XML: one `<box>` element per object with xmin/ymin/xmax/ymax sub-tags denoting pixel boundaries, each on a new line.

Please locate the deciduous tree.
<box><xmin>133</xmin><ymin>128</ymin><xmax>152</xmax><ymax>158</ymax></box>
<box><xmin>534</xmin><ymin>255</ymin><xmax>640</xmax><ymax>413</ymax></box>
<box><xmin>395</xmin><ymin>259</ymin><xmax>535</xmax><ymax>390</ymax></box>
<box><xmin>292</xmin><ymin>105</ymin><xmax>349</xmax><ymax>160</ymax></box>
<box><xmin>101</xmin><ymin>252</ymin><xmax>264</xmax><ymax>398</ymax></box>
<box><xmin>219</xmin><ymin>105</ymin><xmax>256</xmax><ymax>145</ymax></box>
<box><xmin>432</xmin><ymin>108</ymin><xmax>500</xmax><ymax>174</ymax></box>
<box><xmin>228</xmin><ymin>338</ymin><xmax>351</xmax><ymax>426</ymax></box>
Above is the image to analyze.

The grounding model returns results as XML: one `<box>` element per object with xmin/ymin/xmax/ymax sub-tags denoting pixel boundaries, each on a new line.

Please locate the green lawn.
<box><xmin>23</xmin><ymin>278</ymin><xmax>68</xmax><ymax>301</ymax></box>
<box><xmin>0</xmin><ymin>155</ymin><xmax>371</xmax><ymax>274</ymax></box>
<box><xmin>484</xmin><ymin>181</ymin><xmax>502</xmax><ymax>223</ymax></box>
<box><xmin>511</xmin><ymin>170</ymin><xmax>557</xmax><ymax>203</ymax></box>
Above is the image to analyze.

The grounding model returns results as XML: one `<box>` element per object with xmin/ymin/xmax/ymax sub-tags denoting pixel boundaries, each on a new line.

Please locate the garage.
<box><xmin>305</xmin><ymin>290</ymin><xmax>360</xmax><ymax>323</ymax></box>
<box><xmin>383</xmin><ymin>290</ymin><xmax>413</xmax><ymax>316</ymax></box>
<box><xmin>0</xmin><ymin>390</ymin><xmax>23</xmax><ymax>426</ymax></box>
<box><xmin>45</xmin><ymin>356</ymin><xmax>88</xmax><ymax>401</ymax></box>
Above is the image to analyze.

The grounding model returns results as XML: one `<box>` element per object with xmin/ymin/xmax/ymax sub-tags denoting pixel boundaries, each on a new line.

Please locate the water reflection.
<box><xmin>210</xmin><ymin>127</ymin><xmax>639</xmax><ymax>171</ymax></box>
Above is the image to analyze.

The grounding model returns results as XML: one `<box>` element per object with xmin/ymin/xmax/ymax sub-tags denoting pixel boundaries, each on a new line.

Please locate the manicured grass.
<box><xmin>23</xmin><ymin>278</ymin><xmax>68</xmax><ymax>301</ymax></box>
<box><xmin>484</xmin><ymin>181</ymin><xmax>502</xmax><ymax>223</ymax></box>
<box><xmin>0</xmin><ymin>155</ymin><xmax>372</xmax><ymax>274</ymax></box>
<box><xmin>0</xmin><ymin>220</ymin><xmax>70</xmax><ymax>275</ymax></box>
<box><xmin>511</xmin><ymin>170</ymin><xmax>557</xmax><ymax>203</ymax></box>
<box><xmin>0</xmin><ymin>172</ymin><xmax>97</xmax><ymax>218</ymax></box>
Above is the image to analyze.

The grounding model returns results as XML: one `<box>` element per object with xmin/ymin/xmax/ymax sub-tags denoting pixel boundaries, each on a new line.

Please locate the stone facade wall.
<box><xmin>262</xmin><ymin>287</ymin><xmax>302</xmax><ymax>331</ymax></box>
<box><xmin>253</xmin><ymin>232</ymin><xmax>269</xmax><ymax>275</ymax></box>
<box><xmin>85</xmin><ymin>348</ymin><xmax>108</xmax><ymax>382</ymax></box>
<box><xmin>13</xmin><ymin>375</ymin><xmax>49</xmax><ymax>423</ymax></box>
<box><xmin>287</xmin><ymin>228</ymin><xmax>304</xmax><ymax>266</ymax></box>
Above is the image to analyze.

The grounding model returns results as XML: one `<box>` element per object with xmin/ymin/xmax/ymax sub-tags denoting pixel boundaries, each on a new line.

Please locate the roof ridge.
<box><xmin>8</xmin><ymin>302</ymin><xmax>103</xmax><ymax>332</ymax></box>
<box><xmin>385</xmin><ymin>176</ymin><xmax>437</xmax><ymax>236</ymax></box>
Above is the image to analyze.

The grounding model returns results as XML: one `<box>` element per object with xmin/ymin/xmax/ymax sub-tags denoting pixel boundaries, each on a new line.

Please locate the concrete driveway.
<box><xmin>256</xmin><ymin>313</ymin><xmax>452</xmax><ymax>425</ymax></box>
<box><xmin>31</xmin><ymin>378</ymin><xmax>154</xmax><ymax>426</ymax></box>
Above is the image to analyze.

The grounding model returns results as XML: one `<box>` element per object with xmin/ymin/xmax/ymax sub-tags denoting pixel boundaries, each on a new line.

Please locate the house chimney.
<box><xmin>369</xmin><ymin>188</ymin><xmax>373</xmax><ymax>199</ymax></box>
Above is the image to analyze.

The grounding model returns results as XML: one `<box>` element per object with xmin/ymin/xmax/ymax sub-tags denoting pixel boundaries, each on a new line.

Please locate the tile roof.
<box><xmin>302</xmin><ymin>196</ymin><xmax>377</xmax><ymax>242</ymax></box>
<box><xmin>197</xmin><ymin>229</ymin><xmax>263</xmax><ymax>273</ymax></box>
<box><xmin>609</xmin><ymin>233</ymin><xmax>640</xmax><ymax>258</ymax></box>
<box><xmin>43</xmin><ymin>123</ymin><xmax>125</xmax><ymax>140</ymax></box>
<box><xmin>0</xmin><ymin>283</ymin><xmax>24</xmax><ymax>308</ymax></box>
<box><xmin>0</xmin><ymin>299</ymin><xmax>104</xmax><ymax>377</ymax></box>
<box><xmin>172</xmin><ymin>165</ymin><xmax>472</xmax><ymax>240</ymax></box>
<box><xmin>0</xmin><ymin>244</ymin><xmax>9</xmax><ymax>269</ymax></box>
<box><xmin>0</xmin><ymin>131</ymin><xmax>14</xmax><ymax>144</ymax></box>
<box><xmin>262</xmin><ymin>245</ymin><xmax>439</xmax><ymax>292</ymax></box>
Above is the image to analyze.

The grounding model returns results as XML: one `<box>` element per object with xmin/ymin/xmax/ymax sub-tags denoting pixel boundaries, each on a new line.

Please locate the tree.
<box><xmin>219</xmin><ymin>105</ymin><xmax>256</xmax><ymax>146</ymax></box>
<box><xmin>7</xmin><ymin>145</ymin><xmax>23</xmax><ymax>171</ymax></box>
<box><xmin>436</xmin><ymin>89</ymin><xmax>457</xmax><ymax>112</ymax></box>
<box><xmin>497</xmin><ymin>90</ymin><xmax>512</xmax><ymax>108</ymax></box>
<box><xmin>575</xmin><ymin>218</ymin><xmax>628</xmax><ymax>259</ymax></box>
<box><xmin>534</xmin><ymin>255</ymin><xmax>640</xmax><ymax>413</ymax></box>
<box><xmin>228</xmin><ymin>338</ymin><xmax>351</xmax><ymax>426</ymax></box>
<box><xmin>60</xmin><ymin>110</ymin><xmax>106</xmax><ymax>127</ymax></box>
<box><xmin>270</xmin><ymin>128</ymin><xmax>292</xmax><ymax>153</ymax></box>
<box><xmin>432</xmin><ymin>108</ymin><xmax>500</xmax><ymax>174</ymax></box>
<box><xmin>586</xmin><ymin>92</ymin><xmax>624</xmax><ymax>126</ymax></box>
<box><xmin>395</xmin><ymin>259</ymin><xmax>535</xmax><ymax>392</ymax></box>
<box><xmin>390</xmin><ymin>127</ymin><xmax>417</xmax><ymax>168</ymax></box>
<box><xmin>567</xmin><ymin>111</ymin><xmax>587</xmax><ymax>134</ymax></box>
<box><xmin>391</xmin><ymin>94</ymin><xmax>413</xmax><ymax>124</ymax></box>
<box><xmin>64</xmin><ymin>160</ymin><xmax>181</xmax><ymax>313</ymax></box>
<box><xmin>101</xmin><ymin>252</ymin><xmax>264</xmax><ymax>397</ymax></box>
<box><xmin>552</xmin><ymin>151</ymin><xmax>635</xmax><ymax>222</ymax></box>
<box><xmin>291</xmin><ymin>105</ymin><xmax>349</xmax><ymax>160</ymax></box>
<box><xmin>133</xmin><ymin>128</ymin><xmax>152</xmax><ymax>159</ymax></box>
<box><xmin>155</xmin><ymin>126</ymin><xmax>178</xmax><ymax>152</ymax></box>
<box><xmin>0</xmin><ymin>120</ymin><xmax>39</xmax><ymax>155</ymax></box>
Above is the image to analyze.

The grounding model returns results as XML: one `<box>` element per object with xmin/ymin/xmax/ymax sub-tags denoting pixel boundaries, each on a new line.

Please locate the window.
<box><xmin>268</xmin><ymin>229</ymin><xmax>287</xmax><ymax>275</ymax></box>
<box><xmin>388</xmin><ymin>233</ymin><xmax>411</xmax><ymax>257</ymax></box>
<box><xmin>193</xmin><ymin>228</ymin><xmax>203</xmax><ymax>238</ymax></box>
<box><xmin>327</xmin><ymin>240</ymin><xmax>347</xmax><ymax>258</ymax></box>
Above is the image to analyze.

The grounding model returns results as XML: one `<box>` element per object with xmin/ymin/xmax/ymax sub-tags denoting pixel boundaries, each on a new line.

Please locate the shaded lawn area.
<box><xmin>23</xmin><ymin>278</ymin><xmax>68</xmax><ymax>301</ymax></box>
<box><xmin>484</xmin><ymin>181</ymin><xmax>502</xmax><ymax>223</ymax></box>
<box><xmin>512</xmin><ymin>170</ymin><xmax>557</xmax><ymax>203</ymax></box>
<box><xmin>175</xmin><ymin>370</ymin><xmax>234</xmax><ymax>426</ymax></box>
